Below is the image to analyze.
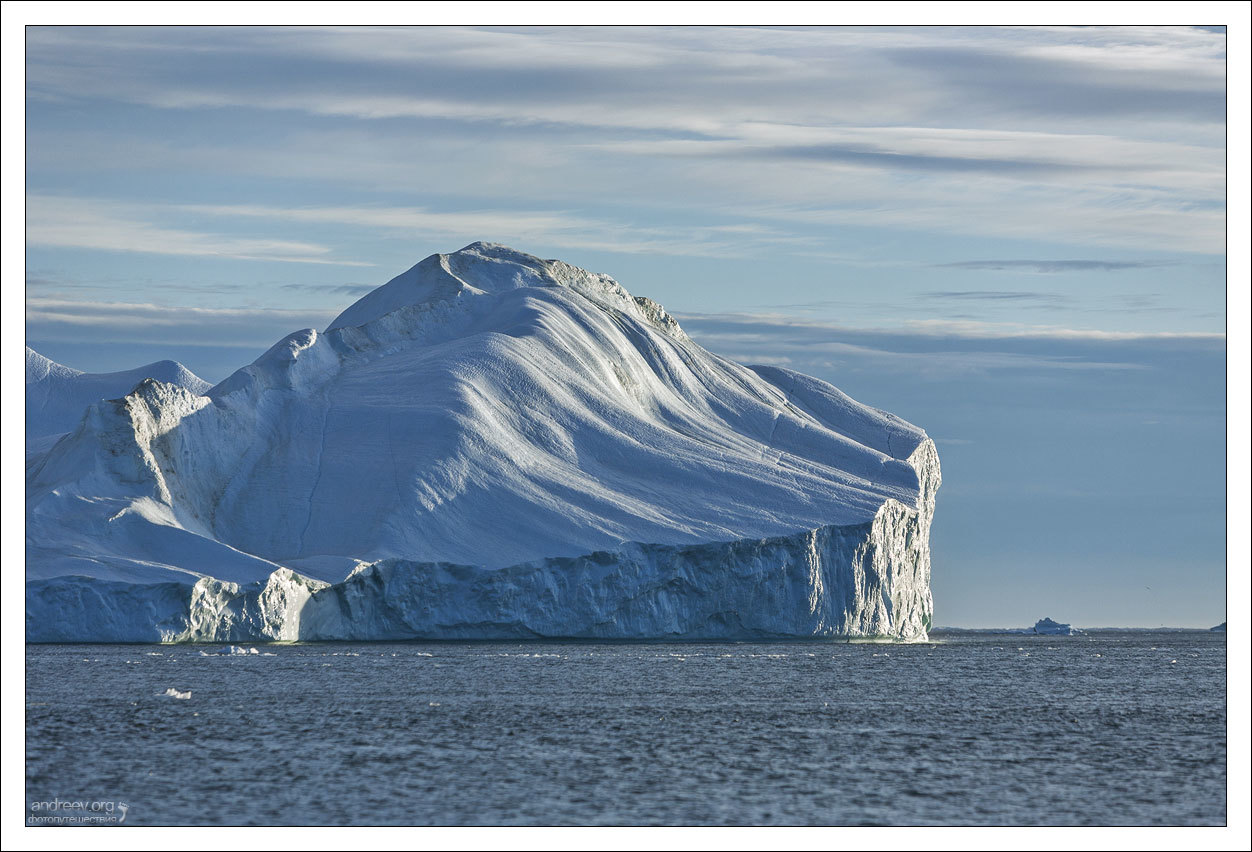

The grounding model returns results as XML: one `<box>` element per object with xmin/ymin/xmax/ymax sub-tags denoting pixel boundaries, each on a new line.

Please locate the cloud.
<box><xmin>24</xmin><ymin>26</ymin><xmax>1226</xmax><ymax>128</ymax></box>
<box><xmin>938</xmin><ymin>260</ymin><xmax>1174</xmax><ymax>273</ymax></box>
<box><xmin>280</xmin><ymin>282</ymin><xmax>376</xmax><ymax>296</ymax></box>
<box><xmin>673</xmin><ymin>311</ymin><xmax>1225</xmax><ymax>380</ymax></box>
<box><xmin>27</xmin><ymin>192</ymin><xmax>831</xmax><ymax>273</ymax></box>
<box><xmin>21</xmin><ymin>26</ymin><xmax>1229</xmax><ymax>266</ymax></box>
<box><xmin>169</xmin><ymin>201</ymin><xmax>814</xmax><ymax>259</ymax></box>
<box><xmin>888</xmin><ymin>41</ymin><xmax>1224</xmax><ymax>122</ymax></box>
<box><xmin>25</xmin><ymin>296</ymin><xmax>332</xmax><ymax>327</ymax></box>
<box><xmin>895</xmin><ymin>318</ymin><xmax>1225</xmax><ymax>341</ymax></box>
<box><xmin>29</xmin><ymin>295</ymin><xmax>1217</xmax><ymax>379</ymax></box>
<box><xmin>736</xmin><ymin>195</ymin><xmax>1224</xmax><ymax>256</ymax></box>
<box><xmin>25</xmin><ymin>269</ymin><xmax>261</xmax><ymax>300</ymax></box>
<box><xmin>681</xmin><ymin>326</ymin><xmax>1142</xmax><ymax>377</ymax></box>
<box><xmin>25</xmin><ymin>195</ymin><xmax>373</xmax><ymax>266</ymax></box>
<box><xmin>678</xmin><ymin>310</ymin><xmax>1226</xmax><ymax>344</ymax></box>
<box><xmin>25</xmin><ymin>296</ymin><xmax>337</xmax><ymax>348</ymax></box>
<box><xmin>590</xmin><ymin>124</ymin><xmax>1224</xmax><ymax>202</ymax></box>
<box><xmin>744</xmin><ymin>144</ymin><xmax>1094</xmax><ymax>176</ymax></box>
<box><xmin>922</xmin><ymin>290</ymin><xmax>1069</xmax><ymax>304</ymax></box>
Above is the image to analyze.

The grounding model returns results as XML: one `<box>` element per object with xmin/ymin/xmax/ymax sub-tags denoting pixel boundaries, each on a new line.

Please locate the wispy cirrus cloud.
<box><xmin>895</xmin><ymin>317</ymin><xmax>1225</xmax><ymax>342</ymax></box>
<box><xmin>26</xmin><ymin>194</ymin><xmax>818</xmax><ymax>271</ymax></box>
<box><xmin>677</xmin><ymin>310</ymin><xmax>1226</xmax><ymax>344</ymax></box>
<box><xmin>674</xmin><ymin>310</ymin><xmax>1225</xmax><ymax>381</ymax></box>
<box><xmin>921</xmin><ymin>290</ymin><xmax>1070</xmax><ymax>304</ymax></box>
<box><xmin>612</xmin><ymin>126</ymin><xmax>1222</xmax><ymax>190</ymax></box>
<box><xmin>25</xmin><ymin>296</ymin><xmax>334</xmax><ymax>329</ymax></box>
<box><xmin>24</xmin><ymin>26</ymin><xmax>1226</xmax><ymax>130</ymax></box>
<box><xmin>160</xmin><ymin>200</ymin><xmax>816</xmax><ymax>259</ymax></box>
<box><xmin>25</xmin><ymin>296</ymin><xmax>337</xmax><ymax>348</ymax></box>
<box><xmin>23</xmin><ymin>25</ymin><xmax>1227</xmax><ymax>257</ymax></box>
<box><xmin>938</xmin><ymin>259</ymin><xmax>1175</xmax><ymax>273</ymax></box>
<box><xmin>25</xmin><ymin>195</ymin><xmax>373</xmax><ymax>266</ymax></box>
<box><xmin>27</xmin><ymin>295</ymin><xmax>1223</xmax><ymax>378</ymax></box>
<box><xmin>280</xmin><ymin>282</ymin><xmax>376</xmax><ymax>296</ymax></box>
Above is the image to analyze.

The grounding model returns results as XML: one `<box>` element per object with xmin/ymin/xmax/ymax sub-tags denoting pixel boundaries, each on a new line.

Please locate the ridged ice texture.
<box><xmin>25</xmin><ymin>242</ymin><xmax>940</xmax><ymax>642</ymax></box>
<box><xmin>25</xmin><ymin>440</ymin><xmax>939</xmax><ymax>643</ymax></box>
<box><xmin>295</xmin><ymin>440</ymin><xmax>940</xmax><ymax>641</ymax></box>
<box><xmin>24</xmin><ymin>347</ymin><xmax>209</xmax><ymax>457</ymax></box>
<box><xmin>26</xmin><ymin>439</ymin><xmax>936</xmax><ymax>642</ymax></box>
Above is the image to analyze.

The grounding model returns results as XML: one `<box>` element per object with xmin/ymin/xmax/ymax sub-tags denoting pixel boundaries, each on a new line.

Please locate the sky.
<box><xmin>15</xmin><ymin>19</ymin><xmax>1246</xmax><ymax>627</ymax></box>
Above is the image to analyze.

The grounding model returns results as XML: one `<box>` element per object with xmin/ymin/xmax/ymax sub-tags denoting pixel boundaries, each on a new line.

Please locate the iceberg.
<box><xmin>1030</xmin><ymin>618</ymin><xmax>1083</xmax><ymax>636</ymax></box>
<box><xmin>25</xmin><ymin>242</ymin><xmax>941</xmax><ymax>643</ymax></box>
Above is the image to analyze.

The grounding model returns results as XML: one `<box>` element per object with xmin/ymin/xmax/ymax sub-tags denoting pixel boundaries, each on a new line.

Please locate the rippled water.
<box><xmin>25</xmin><ymin>633</ymin><xmax>1226</xmax><ymax>826</ymax></box>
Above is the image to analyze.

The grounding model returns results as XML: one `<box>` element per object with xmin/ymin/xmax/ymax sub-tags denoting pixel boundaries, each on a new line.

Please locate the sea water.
<box><xmin>24</xmin><ymin>633</ymin><xmax>1226</xmax><ymax>826</ymax></box>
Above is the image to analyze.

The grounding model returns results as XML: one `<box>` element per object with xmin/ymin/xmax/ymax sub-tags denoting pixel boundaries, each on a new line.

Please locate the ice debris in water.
<box><xmin>203</xmin><ymin>646</ymin><xmax>260</xmax><ymax>655</ymax></box>
<box><xmin>162</xmin><ymin>688</ymin><xmax>191</xmax><ymax>700</ymax></box>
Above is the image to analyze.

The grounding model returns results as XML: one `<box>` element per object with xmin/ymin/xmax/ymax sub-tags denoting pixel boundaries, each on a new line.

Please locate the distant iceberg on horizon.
<box><xmin>26</xmin><ymin>242</ymin><xmax>940</xmax><ymax>643</ymax></box>
<box><xmin>1029</xmin><ymin>617</ymin><xmax>1083</xmax><ymax>636</ymax></box>
<box><xmin>931</xmin><ymin>618</ymin><xmax>1085</xmax><ymax>635</ymax></box>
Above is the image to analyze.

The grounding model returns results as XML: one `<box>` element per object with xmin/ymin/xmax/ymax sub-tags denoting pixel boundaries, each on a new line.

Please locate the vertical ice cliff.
<box><xmin>292</xmin><ymin>438</ymin><xmax>939</xmax><ymax>641</ymax></box>
<box><xmin>25</xmin><ymin>242</ymin><xmax>940</xmax><ymax>642</ymax></box>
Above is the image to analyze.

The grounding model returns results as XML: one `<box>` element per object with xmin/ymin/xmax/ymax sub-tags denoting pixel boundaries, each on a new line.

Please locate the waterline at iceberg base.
<box><xmin>25</xmin><ymin>243</ymin><xmax>940</xmax><ymax>643</ymax></box>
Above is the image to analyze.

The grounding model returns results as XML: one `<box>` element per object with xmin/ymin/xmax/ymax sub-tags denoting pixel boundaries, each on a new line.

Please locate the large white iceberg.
<box><xmin>25</xmin><ymin>243</ymin><xmax>941</xmax><ymax>642</ymax></box>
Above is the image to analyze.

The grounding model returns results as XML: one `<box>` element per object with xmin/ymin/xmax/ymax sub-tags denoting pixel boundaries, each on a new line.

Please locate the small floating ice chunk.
<box><xmin>162</xmin><ymin>688</ymin><xmax>191</xmax><ymax>700</ymax></box>
<box><xmin>209</xmin><ymin>645</ymin><xmax>261</xmax><ymax>655</ymax></box>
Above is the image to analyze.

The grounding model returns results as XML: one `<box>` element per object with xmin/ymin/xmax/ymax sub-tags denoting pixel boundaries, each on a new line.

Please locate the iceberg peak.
<box><xmin>24</xmin><ymin>347</ymin><xmax>209</xmax><ymax>457</ymax></box>
<box><xmin>326</xmin><ymin>242</ymin><xmax>560</xmax><ymax>332</ymax></box>
<box><xmin>324</xmin><ymin>242</ymin><xmax>685</xmax><ymax>341</ymax></box>
<box><xmin>26</xmin><ymin>346</ymin><xmax>82</xmax><ymax>383</ymax></box>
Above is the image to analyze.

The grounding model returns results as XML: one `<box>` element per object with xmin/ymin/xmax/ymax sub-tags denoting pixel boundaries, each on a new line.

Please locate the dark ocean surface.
<box><xmin>25</xmin><ymin>632</ymin><xmax>1226</xmax><ymax>826</ymax></box>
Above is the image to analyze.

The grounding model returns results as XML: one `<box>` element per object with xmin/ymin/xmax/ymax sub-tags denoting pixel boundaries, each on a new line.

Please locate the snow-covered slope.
<box><xmin>25</xmin><ymin>347</ymin><xmax>209</xmax><ymax>456</ymax></box>
<box><xmin>25</xmin><ymin>242</ymin><xmax>940</xmax><ymax>642</ymax></box>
